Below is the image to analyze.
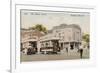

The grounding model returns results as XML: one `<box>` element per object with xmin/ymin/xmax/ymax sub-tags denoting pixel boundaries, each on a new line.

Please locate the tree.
<box><xmin>82</xmin><ymin>33</ymin><xmax>90</xmax><ymax>48</ymax></box>
<box><xmin>30</xmin><ymin>24</ymin><xmax>47</xmax><ymax>34</ymax></box>
<box><xmin>82</xmin><ymin>33</ymin><xmax>89</xmax><ymax>43</ymax></box>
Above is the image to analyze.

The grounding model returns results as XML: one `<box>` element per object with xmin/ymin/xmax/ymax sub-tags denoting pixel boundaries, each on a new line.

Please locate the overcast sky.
<box><xmin>21</xmin><ymin>10</ymin><xmax>90</xmax><ymax>33</ymax></box>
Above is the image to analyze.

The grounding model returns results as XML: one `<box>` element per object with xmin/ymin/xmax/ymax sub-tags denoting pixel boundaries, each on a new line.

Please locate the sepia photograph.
<box><xmin>20</xmin><ymin>9</ymin><xmax>90</xmax><ymax>62</ymax></box>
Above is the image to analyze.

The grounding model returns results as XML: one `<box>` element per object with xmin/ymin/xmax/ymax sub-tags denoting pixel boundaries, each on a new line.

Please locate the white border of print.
<box><xmin>11</xmin><ymin>3</ymin><xmax>96</xmax><ymax>73</ymax></box>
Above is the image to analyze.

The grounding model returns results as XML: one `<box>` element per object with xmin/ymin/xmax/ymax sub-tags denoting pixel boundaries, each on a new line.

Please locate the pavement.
<box><xmin>21</xmin><ymin>48</ymin><xmax>89</xmax><ymax>62</ymax></box>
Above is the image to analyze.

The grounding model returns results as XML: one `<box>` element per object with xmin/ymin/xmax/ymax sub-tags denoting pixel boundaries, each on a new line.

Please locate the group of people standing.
<box><xmin>65</xmin><ymin>44</ymin><xmax>84</xmax><ymax>59</ymax></box>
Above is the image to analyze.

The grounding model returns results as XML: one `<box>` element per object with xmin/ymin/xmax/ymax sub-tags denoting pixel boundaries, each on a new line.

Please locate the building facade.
<box><xmin>21</xmin><ymin>29</ymin><xmax>44</xmax><ymax>54</ymax></box>
<box><xmin>21</xmin><ymin>24</ymin><xmax>82</xmax><ymax>54</ymax></box>
<box><xmin>40</xmin><ymin>24</ymin><xmax>82</xmax><ymax>53</ymax></box>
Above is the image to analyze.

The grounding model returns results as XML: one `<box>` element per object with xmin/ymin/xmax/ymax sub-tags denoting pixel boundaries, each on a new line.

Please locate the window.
<box><xmin>41</xmin><ymin>43</ymin><xmax>44</xmax><ymax>47</ymax></box>
<box><xmin>46</xmin><ymin>42</ymin><xmax>48</xmax><ymax>47</ymax></box>
<box><xmin>59</xmin><ymin>33</ymin><xmax>61</xmax><ymax>38</ymax></box>
<box><xmin>56</xmin><ymin>30</ymin><xmax>59</xmax><ymax>33</ymax></box>
<box><xmin>73</xmin><ymin>32</ymin><xmax>75</xmax><ymax>40</ymax></box>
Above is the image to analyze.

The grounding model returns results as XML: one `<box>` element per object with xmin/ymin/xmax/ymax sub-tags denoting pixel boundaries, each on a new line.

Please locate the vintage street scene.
<box><xmin>20</xmin><ymin>10</ymin><xmax>90</xmax><ymax>62</ymax></box>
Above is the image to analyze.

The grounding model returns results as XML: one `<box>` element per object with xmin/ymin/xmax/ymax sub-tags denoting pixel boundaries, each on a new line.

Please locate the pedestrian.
<box><xmin>65</xmin><ymin>45</ymin><xmax>68</xmax><ymax>53</ymax></box>
<box><xmin>79</xmin><ymin>44</ymin><xmax>83</xmax><ymax>59</ymax></box>
<box><xmin>66</xmin><ymin>47</ymin><xmax>68</xmax><ymax>53</ymax></box>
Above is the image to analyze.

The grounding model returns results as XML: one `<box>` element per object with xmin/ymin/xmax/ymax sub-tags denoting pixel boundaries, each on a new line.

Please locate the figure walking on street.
<box><xmin>66</xmin><ymin>47</ymin><xmax>68</xmax><ymax>53</ymax></box>
<box><xmin>79</xmin><ymin>44</ymin><xmax>83</xmax><ymax>59</ymax></box>
<box><xmin>65</xmin><ymin>45</ymin><xmax>68</xmax><ymax>53</ymax></box>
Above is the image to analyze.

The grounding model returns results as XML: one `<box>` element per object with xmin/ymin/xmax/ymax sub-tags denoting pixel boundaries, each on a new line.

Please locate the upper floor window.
<box><xmin>55</xmin><ymin>30</ymin><xmax>60</xmax><ymax>33</ymax></box>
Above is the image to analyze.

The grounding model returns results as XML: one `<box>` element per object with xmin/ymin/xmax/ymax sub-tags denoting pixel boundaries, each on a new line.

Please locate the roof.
<box><xmin>53</xmin><ymin>24</ymin><xmax>81</xmax><ymax>30</ymax></box>
<box><xmin>40</xmin><ymin>33</ymin><xmax>60</xmax><ymax>42</ymax></box>
<box><xmin>21</xmin><ymin>39</ymin><xmax>37</xmax><ymax>43</ymax></box>
<box><xmin>40</xmin><ymin>37</ymin><xmax>60</xmax><ymax>42</ymax></box>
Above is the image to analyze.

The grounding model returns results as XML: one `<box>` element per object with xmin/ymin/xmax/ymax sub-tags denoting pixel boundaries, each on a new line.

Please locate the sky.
<box><xmin>21</xmin><ymin>10</ymin><xmax>90</xmax><ymax>33</ymax></box>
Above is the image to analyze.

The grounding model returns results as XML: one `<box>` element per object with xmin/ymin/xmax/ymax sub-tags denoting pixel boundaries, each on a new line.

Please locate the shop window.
<box><xmin>70</xmin><ymin>45</ymin><xmax>74</xmax><ymax>50</ymax></box>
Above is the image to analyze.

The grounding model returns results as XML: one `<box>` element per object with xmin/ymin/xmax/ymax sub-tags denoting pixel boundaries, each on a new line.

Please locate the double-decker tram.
<box><xmin>40</xmin><ymin>38</ymin><xmax>61</xmax><ymax>54</ymax></box>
